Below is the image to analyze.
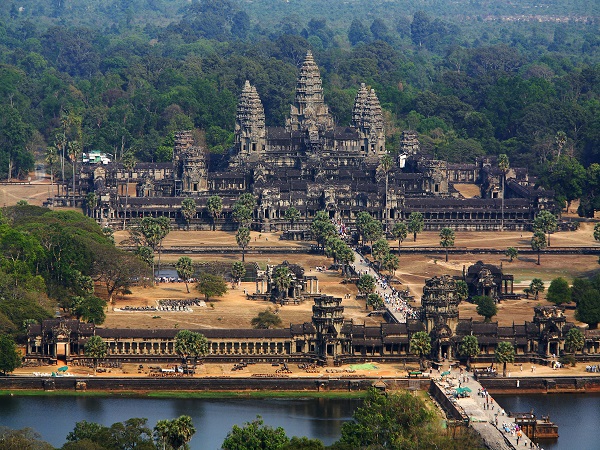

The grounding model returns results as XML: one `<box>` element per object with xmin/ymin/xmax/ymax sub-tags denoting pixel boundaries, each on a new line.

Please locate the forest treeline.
<box><xmin>0</xmin><ymin>0</ymin><xmax>599</xmax><ymax>211</ymax></box>
<box><xmin>0</xmin><ymin>205</ymin><xmax>149</xmax><ymax>341</ymax></box>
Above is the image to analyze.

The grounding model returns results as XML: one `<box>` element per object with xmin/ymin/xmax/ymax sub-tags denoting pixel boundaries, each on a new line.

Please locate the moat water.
<box><xmin>494</xmin><ymin>393</ymin><xmax>600</xmax><ymax>450</ymax></box>
<box><xmin>0</xmin><ymin>396</ymin><xmax>360</xmax><ymax>449</ymax></box>
<box><xmin>0</xmin><ymin>393</ymin><xmax>597</xmax><ymax>449</ymax></box>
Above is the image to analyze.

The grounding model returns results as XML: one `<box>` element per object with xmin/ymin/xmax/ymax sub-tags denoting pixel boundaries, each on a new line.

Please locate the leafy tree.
<box><xmin>284</xmin><ymin>207</ymin><xmax>300</xmax><ymax>228</ymax></box>
<box><xmin>495</xmin><ymin>341</ymin><xmax>515</xmax><ymax>377</ymax></box>
<box><xmin>310</xmin><ymin>211</ymin><xmax>336</xmax><ymax>252</ymax></box>
<box><xmin>505</xmin><ymin>247</ymin><xmax>518</xmax><ymax>262</ymax></box>
<box><xmin>533</xmin><ymin>211</ymin><xmax>557</xmax><ymax>247</ymax></box>
<box><xmin>357</xmin><ymin>274</ymin><xmax>376</xmax><ymax>296</ymax></box>
<box><xmin>475</xmin><ymin>295</ymin><xmax>498</xmax><ymax>322</ymax></box>
<box><xmin>459</xmin><ymin>335</ymin><xmax>479</xmax><ymax>370</ymax></box>
<box><xmin>92</xmin><ymin>245</ymin><xmax>149</xmax><ymax>308</ymax></box>
<box><xmin>72</xmin><ymin>296</ymin><xmax>106</xmax><ymax>324</ymax></box>
<box><xmin>339</xmin><ymin>388</ymin><xmax>434</xmax><ymax>448</ymax></box>
<box><xmin>174</xmin><ymin>330</ymin><xmax>208</xmax><ymax>365</ymax></box>
<box><xmin>372</xmin><ymin>238</ymin><xmax>390</xmax><ymax>266</ymax></box>
<box><xmin>0</xmin><ymin>334</ymin><xmax>21</xmax><ymax>375</ymax></box>
<box><xmin>362</xmin><ymin>220</ymin><xmax>384</xmax><ymax>249</ymax></box>
<box><xmin>407</xmin><ymin>212</ymin><xmax>424</xmax><ymax>242</ymax></box>
<box><xmin>66</xmin><ymin>418</ymin><xmax>154</xmax><ymax>450</ymax></box>
<box><xmin>222</xmin><ymin>417</ymin><xmax>289</xmax><ymax>450</ymax></box>
<box><xmin>575</xmin><ymin>288</ymin><xmax>600</xmax><ymax>329</ymax></box>
<box><xmin>439</xmin><ymin>227</ymin><xmax>455</xmax><ymax>262</ymax></box>
<box><xmin>196</xmin><ymin>273</ymin><xmax>227</xmax><ymax>302</ymax></box>
<box><xmin>84</xmin><ymin>335</ymin><xmax>107</xmax><ymax>373</ymax></box>
<box><xmin>175</xmin><ymin>256</ymin><xmax>194</xmax><ymax>293</ymax></box>
<box><xmin>231</xmin><ymin>261</ymin><xmax>246</xmax><ymax>285</ymax></box>
<box><xmin>410</xmin><ymin>331</ymin><xmax>431</xmax><ymax>370</ymax></box>
<box><xmin>529</xmin><ymin>278</ymin><xmax>545</xmax><ymax>299</ymax></box>
<box><xmin>153</xmin><ymin>416</ymin><xmax>196</xmax><ymax>450</ymax></box>
<box><xmin>391</xmin><ymin>222</ymin><xmax>408</xmax><ymax>255</ymax></box>
<box><xmin>272</xmin><ymin>266</ymin><xmax>293</xmax><ymax>300</ymax></box>
<box><xmin>531</xmin><ymin>230</ymin><xmax>547</xmax><ymax>265</ymax></box>
<box><xmin>540</xmin><ymin>155</ymin><xmax>585</xmax><ymax>211</ymax></box>
<box><xmin>381</xmin><ymin>253</ymin><xmax>399</xmax><ymax>277</ymax></box>
<box><xmin>366</xmin><ymin>293</ymin><xmax>384</xmax><ymax>310</ymax></box>
<box><xmin>547</xmin><ymin>277</ymin><xmax>571</xmax><ymax>305</ymax></box>
<box><xmin>251</xmin><ymin>308</ymin><xmax>283</xmax><ymax>329</ymax></box>
<box><xmin>281</xmin><ymin>436</ymin><xmax>324</xmax><ymax>450</ymax></box>
<box><xmin>0</xmin><ymin>427</ymin><xmax>53</xmax><ymax>450</ymax></box>
<box><xmin>456</xmin><ymin>280</ymin><xmax>469</xmax><ymax>301</ymax></box>
<box><xmin>180</xmin><ymin>198</ymin><xmax>196</xmax><ymax>230</ymax></box>
<box><xmin>565</xmin><ymin>327</ymin><xmax>585</xmax><ymax>354</ymax></box>
<box><xmin>348</xmin><ymin>19</ymin><xmax>371</xmax><ymax>46</ymax></box>
<box><xmin>236</xmin><ymin>227</ymin><xmax>251</xmax><ymax>262</ymax></box>
<box><xmin>206</xmin><ymin>195</ymin><xmax>223</xmax><ymax>231</ymax></box>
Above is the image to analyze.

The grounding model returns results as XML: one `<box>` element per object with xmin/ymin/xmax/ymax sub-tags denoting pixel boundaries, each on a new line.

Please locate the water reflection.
<box><xmin>0</xmin><ymin>396</ymin><xmax>360</xmax><ymax>449</ymax></box>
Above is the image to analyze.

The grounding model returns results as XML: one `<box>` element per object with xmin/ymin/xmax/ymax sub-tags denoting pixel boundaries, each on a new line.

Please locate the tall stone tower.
<box><xmin>352</xmin><ymin>83</ymin><xmax>385</xmax><ymax>159</ymax></box>
<box><xmin>421</xmin><ymin>275</ymin><xmax>461</xmax><ymax>361</ymax></box>
<box><xmin>173</xmin><ymin>130</ymin><xmax>208</xmax><ymax>195</ymax></box>
<box><xmin>312</xmin><ymin>295</ymin><xmax>344</xmax><ymax>362</ymax></box>
<box><xmin>234</xmin><ymin>80</ymin><xmax>266</xmax><ymax>162</ymax></box>
<box><xmin>287</xmin><ymin>51</ymin><xmax>334</xmax><ymax>135</ymax></box>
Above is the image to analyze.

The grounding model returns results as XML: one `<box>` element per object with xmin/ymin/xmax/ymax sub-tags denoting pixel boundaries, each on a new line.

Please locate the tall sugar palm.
<box><xmin>498</xmin><ymin>154</ymin><xmax>509</xmax><ymax>231</ymax></box>
<box><xmin>121</xmin><ymin>152</ymin><xmax>136</xmax><ymax>230</ymax></box>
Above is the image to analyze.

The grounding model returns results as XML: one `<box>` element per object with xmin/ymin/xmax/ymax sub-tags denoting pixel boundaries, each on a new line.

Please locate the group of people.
<box><xmin>155</xmin><ymin>276</ymin><xmax>196</xmax><ymax>284</ymax></box>
<box><xmin>586</xmin><ymin>364</ymin><xmax>600</xmax><ymax>372</ymax></box>
<box><xmin>157</xmin><ymin>298</ymin><xmax>205</xmax><ymax>311</ymax></box>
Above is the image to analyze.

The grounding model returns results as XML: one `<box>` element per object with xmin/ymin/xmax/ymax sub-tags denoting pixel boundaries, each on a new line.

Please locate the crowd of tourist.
<box><xmin>157</xmin><ymin>298</ymin><xmax>206</xmax><ymax>311</ymax></box>
<box><xmin>354</xmin><ymin>249</ymin><xmax>417</xmax><ymax>323</ymax></box>
<box><xmin>586</xmin><ymin>364</ymin><xmax>600</xmax><ymax>372</ymax></box>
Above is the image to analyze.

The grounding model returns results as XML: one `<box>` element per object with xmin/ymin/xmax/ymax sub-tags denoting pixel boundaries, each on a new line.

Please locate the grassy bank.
<box><xmin>0</xmin><ymin>389</ymin><xmax>367</xmax><ymax>399</ymax></box>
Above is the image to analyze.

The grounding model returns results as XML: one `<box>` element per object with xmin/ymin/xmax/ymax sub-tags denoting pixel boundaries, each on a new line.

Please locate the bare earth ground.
<box><xmin>4</xmin><ymin>181</ymin><xmax>600</xmax><ymax>379</ymax></box>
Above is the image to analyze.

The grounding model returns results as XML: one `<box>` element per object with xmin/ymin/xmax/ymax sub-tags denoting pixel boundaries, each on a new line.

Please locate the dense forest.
<box><xmin>0</xmin><ymin>0</ymin><xmax>599</xmax><ymax>212</ymax></box>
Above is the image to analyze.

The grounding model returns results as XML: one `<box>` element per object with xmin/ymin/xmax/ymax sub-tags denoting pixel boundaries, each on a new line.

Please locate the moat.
<box><xmin>0</xmin><ymin>395</ymin><xmax>360</xmax><ymax>449</ymax></box>
<box><xmin>1</xmin><ymin>393</ymin><xmax>599</xmax><ymax>449</ymax></box>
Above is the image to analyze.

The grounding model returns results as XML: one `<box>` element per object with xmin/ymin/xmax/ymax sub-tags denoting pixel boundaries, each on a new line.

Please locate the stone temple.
<box><xmin>75</xmin><ymin>51</ymin><xmax>553</xmax><ymax>232</ymax></box>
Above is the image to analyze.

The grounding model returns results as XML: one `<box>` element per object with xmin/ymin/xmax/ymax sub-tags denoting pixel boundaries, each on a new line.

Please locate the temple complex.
<box><xmin>26</xmin><ymin>275</ymin><xmax>597</xmax><ymax>368</ymax></box>
<box><xmin>72</xmin><ymin>51</ymin><xmax>553</xmax><ymax>232</ymax></box>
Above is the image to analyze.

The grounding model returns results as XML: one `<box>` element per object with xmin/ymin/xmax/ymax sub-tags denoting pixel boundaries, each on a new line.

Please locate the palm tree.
<box><xmin>495</xmin><ymin>341</ymin><xmax>515</xmax><ymax>377</ymax></box>
<box><xmin>439</xmin><ymin>227</ymin><xmax>455</xmax><ymax>262</ymax></box>
<box><xmin>174</xmin><ymin>329</ymin><xmax>208</xmax><ymax>366</ymax></box>
<box><xmin>272</xmin><ymin>266</ymin><xmax>293</xmax><ymax>300</ymax></box>
<box><xmin>284</xmin><ymin>206</ymin><xmax>300</xmax><ymax>230</ymax></box>
<box><xmin>180</xmin><ymin>198</ymin><xmax>197</xmax><ymax>230</ymax></box>
<box><xmin>533</xmin><ymin>210</ymin><xmax>557</xmax><ymax>247</ymax></box>
<box><xmin>45</xmin><ymin>146</ymin><xmax>59</xmax><ymax>209</ymax></box>
<box><xmin>391</xmin><ymin>222</ymin><xmax>408</xmax><ymax>255</ymax></box>
<box><xmin>531</xmin><ymin>231</ymin><xmax>547</xmax><ymax>265</ymax></box>
<box><xmin>459</xmin><ymin>335</ymin><xmax>479</xmax><ymax>371</ymax></box>
<box><xmin>407</xmin><ymin>212</ymin><xmax>424</xmax><ymax>242</ymax></box>
<box><xmin>121</xmin><ymin>151</ymin><xmax>136</xmax><ymax>230</ymax></box>
<box><xmin>530</xmin><ymin>278</ymin><xmax>545</xmax><ymax>299</ymax></box>
<box><xmin>378</xmin><ymin>154</ymin><xmax>394</xmax><ymax>231</ymax></box>
<box><xmin>86</xmin><ymin>192</ymin><xmax>97</xmax><ymax>219</ymax></box>
<box><xmin>84</xmin><ymin>335</ymin><xmax>107</xmax><ymax>374</ymax></box>
<box><xmin>154</xmin><ymin>415</ymin><xmax>196</xmax><ymax>450</ymax></box>
<box><xmin>235</xmin><ymin>227</ymin><xmax>251</xmax><ymax>262</ymax></box>
<box><xmin>175</xmin><ymin>256</ymin><xmax>194</xmax><ymax>293</ymax></box>
<box><xmin>206</xmin><ymin>195</ymin><xmax>223</xmax><ymax>231</ymax></box>
<box><xmin>410</xmin><ymin>331</ymin><xmax>431</xmax><ymax>371</ymax></box>
<box><xmin>498</xmin><ymin>154</ymin><xmax>509</xmax><ymax>231</ymax></box>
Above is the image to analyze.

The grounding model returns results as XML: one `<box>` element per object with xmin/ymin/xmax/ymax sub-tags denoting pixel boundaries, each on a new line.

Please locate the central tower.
<box><xmin>286</xmin><ymin>51</ymin><xmax>334</xmax><ymax>134</ymax></box>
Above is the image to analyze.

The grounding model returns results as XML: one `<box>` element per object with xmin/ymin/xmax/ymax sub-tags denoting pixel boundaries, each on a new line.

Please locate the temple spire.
<box><xmin>286</xmin><ymin>51</ymin><xmax>334</xmax><ymax>133</ymax></box>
